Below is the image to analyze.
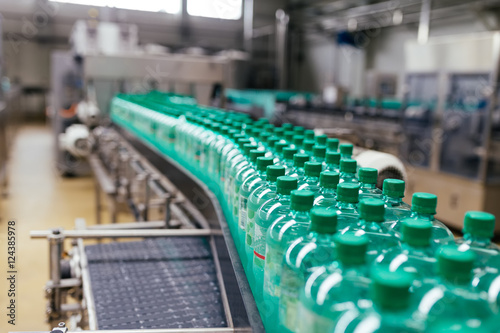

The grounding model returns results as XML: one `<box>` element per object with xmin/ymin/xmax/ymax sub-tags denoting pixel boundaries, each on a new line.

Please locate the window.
<box><xmin>187</xmin><ymin>0</ymin><xmax>242</xmax><ymax>20</ymax></box>
<box><xmin>49</xmin><ymin>0</ymin><xmax>182</xmax><ymax>14</ymax></box>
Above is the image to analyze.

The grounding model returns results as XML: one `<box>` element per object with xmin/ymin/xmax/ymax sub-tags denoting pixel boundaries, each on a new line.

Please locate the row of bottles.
<box><xmin>110</xmin><ymin>92</ymin><xmax>500</xmax><ymax>332</ymax></box>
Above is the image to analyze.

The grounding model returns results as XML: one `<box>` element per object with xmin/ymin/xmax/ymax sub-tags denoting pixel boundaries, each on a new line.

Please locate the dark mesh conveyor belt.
<box><xmin>85</xmin><ymin>237</ymin><xmax>227</xmax><ymax>330</ymax></box>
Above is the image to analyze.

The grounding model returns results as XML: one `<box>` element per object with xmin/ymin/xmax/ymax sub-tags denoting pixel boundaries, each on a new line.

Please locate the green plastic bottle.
<box><xmin>292</xmin><ymin>135</ymin><xmax>305</xmax><ymax>152</ymax></box>
<box><xmin>312</xmin><ymin>145</ymin><xmax>327</xmax><ymax>166</ymax></box>
<box><xmin>297</xmin><ymin>232</ymin><xmax>371</xmax><ymax>333</ymax></box>
<box><xmin>339</xmin><ymin>143</ymin><xmax>354</xmax><ymax>160</ymax></box>
<box><xmin>316</xmin><ymin>134</ymin><xmax>328</xmax><ymax>146</ymax></box>
<box><xmin>228</xmin><ymin>143</ymin><xmax>258</xmax><ymax>215</ymax></box>
<box><xmin>298</xmin><ymin>162</ymin><xmax>323</xmax><ymax>195</ymax></box>
<box><xmin>274</xmin><ymin>142</ymin><xmax>289</xmax><ymax>161</ymax></box>
<box><xmin>314</xmin><ymin>171</ymin><xmax>339</xmax><ymax>208</ymax></box>
<box><xmin>339</xmin><ymin>158</ymin><xmax>358</xmax><ymax>184</ymax></box>
<box><xmin>334</xmin><ymin>183</ymin><xmax>360</xmax><ymax>230</ymax></box>
<box><xmin>294</xmin><ymin>126</ymin><xmax>305</xmax><ymax>135</ymax></box>
<box><xmin>303</xmin><ymin>139</ymin><xmax>316</xmax><ymax>157</ymax></box>
<box><xmin>390</xmin><ymin>193</ymin><xmax>454</xmax><ymax>245</ymax></box>
<box><xmin>358</xmin><ymin>167</ymin><xmax>383</xmax><ymax>200</ymax></box>
<box><xmin>325</xmin><ymin>151</ymin><xmax>341</xmax><ymax>173</ymax></box>
<box><xmin>382</xmin><ymin>179</ymin><xmax>412</xmax><ymax>230</ymax></box>
<box><xmin>332</xmin><ymin>268</ymin><xmax>424</xmax><ymax>333</ymax></box>
<box><xmin>281</xmin><ymin>147</ymin><xmax>298</xmax><ymax>174</ymax></box>
<box><xmin>304</xmin><ymin>129</ymin><xmax>315</xmax><ymax>141</ymax></box>
<box><xmin>327</xmin><ymin>138</ymin><xmax>339</xmax><ymax>152</ymax></box>
<box><xmin>287</xmin><ymin>153</ymin><xmax>310</xmax><ymax>180</ymax></box>
<box><xmin>279</xmin><ymin>208</ymin><xmax>338</xmax><ymax>332</ymax></box>
<box><xmin>263</xmin><ymin>190</ymin><xmax>315</xmax><ymax>324</ymax></box>
<box><xmin>417</xmin><ymin>245</ymin><xmax>495</xmax><ymax>329</ymax></box>
<box><xmin>284</xmin><ymin>131</ymin><xmax>295</xmax><ymax>143</ymax></box>
<box><xmin>375</xmin><ymin>219</ymin><xmax>437</xmax><ymax>283</ymax></box>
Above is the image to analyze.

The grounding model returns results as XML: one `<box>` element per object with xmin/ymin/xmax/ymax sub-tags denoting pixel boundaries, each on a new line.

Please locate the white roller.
<box><xmin>59</xmin><ymin>124</ymin><xmax>93</xmax><ymax>158</ymax></box>
<box><xmin>354</xmin><ymin>149</ymin><xmax>407</xmax><ymax>182</ymax></box>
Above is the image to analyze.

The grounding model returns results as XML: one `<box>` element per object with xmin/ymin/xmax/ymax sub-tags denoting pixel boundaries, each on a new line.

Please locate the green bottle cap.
<box><xmin>412</xmin><ymin>193</ymin><xmax>437</xmax><ymax>215</ymax></box>
<box><xmin>282</xmin><ymin>123</ymin><xmax>293</xmax><ymax>130</ymax></box>
<box><xmin>244</xmin><ymin>126</ymin><xmax>253</xmax><ymax>135</ymax></box>
<box><xmin>401</xmin><ymin>218</ymin><xmax>432</xmax><ymax>247</ymax></box>
<box><xmin>304</xmin><ymin>130</ymin><xmax>315</xmax><ymax>141</ymax></box>
<box><xmin>326</xmin><ymin>151</ymin><xmax>341</xmax><ymax>165</ymax></box>
<box><xmin>359</xmin><ymin>167</ymin><xmax>378</xmax><ymax>184</ymax></box>
<box><xmin>266</xmin><ymin>165</ymin><xmax>286</xmax><ymax>182</ymax></box>
<box><xmin>335</xmin><ymin>232</ymin><xmax>368</xmax><ymax>265</ymax></box>
<box><xmin>316</xmin><ymin>134</ymin><xmax>328</xmax><ymax>146</ymax></box>
<box><xmin>243</xmin><ymin>143</ymin><xmax>258</xmax><ymax>155</ymax></box>
<box><xmin>337</xmin><ymin>183</ymin><xmax>360</xmax><ymax>203</ymax></box>
<box><xmin>310</xmin><ymin>207</ymin><xmax>337</xmax><ymax>234</ymax></box>
<box><xmin>340</xmin><ymin>143</ymin><xmax>354</xmax><ymax>156</ymax></box>
<box><xmin>371</xmin><ymin>268</ymin><xmax>413</xmax><ymax>310</ymax></box>
<box><xmin>359</xmin><ymin>198</ymin><xmax>385</xmax><ymax>222</ymax></box>
<box><xmin>327</xmin><ymin>138</ymin><xmax>339</xmax><ymax>151</ymax></box>
<box><xmin>290</xmin><ymin>190</ymin><xmax>315</xmax><ymax>211</ymax></box>
<box><xmin>264</xmin><ymin>124</ymin><xmax>275</xmax><ymax>132</ymax></box>
<box><xmin>277</xmin><ymin>176</ymin><xmax>298</xmax><ymax>195</ymax></box>
<box><xmin>340</xmin><ymin>159</ymin><xmax>357</xmax><ymax>174</ymax></box>
<box><xmin>257</xmin><ymin>117</ymin><xmax>269</xmax><ymax>124</ymax></box>
<box><xmin>293</xmin><ymin>135</ymin><xmax>305</xmax><ymax>147</ymax></box>
<box><xmin>320</xmin><ymin>171</ymin><xmax>340</xmax><ymax>189</ymax></box>
<box><xmin>267</xmin><ymin>136</ymin><xmax>280</xmax><ymax>148</ymax></box>
<box><xmin>293</xmin><ymin>153</ymin><xmax>310</xmax><ymax>168</ymax></box>
<box><xmin>304</xmin><ymin>162</ymin><xmax>323</xmax><ymax>177</ymax></box>
<box><xmin>274</xmin><ymin>127</ymin><xmax>285</xmax><ymax>137</ymax></box>
<box><xmin>303</xmin><ymin>140</ymin><xmax>315</xmax><ymax>152</ymax></box>
<box><xmin>383</xmin><ymin>179</ymin><xmax>405</xmax><ymax>198</ymax></box>
<box><xmin>220</xmin><ymin>126</ymin><xmax>229</xmax><ymax>135</ymax></box>
<box><xmin>256</xmin><ymin>157</ymin><xmax>274</xmax><ymax>172</ymax></box>
<box><xmin>283</xmin><ymin>147</ymin><xmax>298</xmax><ymax>160</ymax></box>
<box><xmin>250</xmin><ymin>149</ymin><xmax>266</xmax><ymax>163</ymax></box>
<box><xmin>285</xmin><ymin>131</ymin><xmax>295</xmax><ymax>142</ymax></box>
<box><xmin>294</xmin><ymin>126</ymin><xmax>305</xmax><ymax>135</ymax></box>
<box><xmin>260</xmin><ymin>132</ymin><xmax>271</xmax><ymax>141</ymax></box>
<box><xmin>237</xmin><ymin>138</ymin><xmax>251</xmax><ymax>146</ymax></box>
<box><xmin>313</xmin><ymin>145</ymin><xmax>327</xmax><ymax>159</ymax></box>
<box><xmin>437</xmin><ymin>245</ymin><xmax>476</xmax><ymax>284</ymax></box>
<box><xmin>275</xmin><ymin>142</ymin><xmax>289</xmax><ymax>154</ymax></box>
<box><xmin>463</xmin><ymin>211</ymin><xmax>496</xmax><ymax>239</ymax></box>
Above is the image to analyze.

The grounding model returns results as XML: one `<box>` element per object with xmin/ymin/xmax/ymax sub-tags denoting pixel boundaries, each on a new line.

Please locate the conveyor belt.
<box><xmin>85</xmin><ymin>237</ymin><xmax>227</xmax><ymax>330</ymax></box>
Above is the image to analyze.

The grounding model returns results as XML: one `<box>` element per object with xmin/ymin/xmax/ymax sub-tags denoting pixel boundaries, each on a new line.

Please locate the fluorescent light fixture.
<box><xmin>187</xmin><ymin>0</ymin><xmax>242</xmax><ymax>20</ymax></box>
<box><xmin>49</xmin><ymin>0</ymin><xmax>181</xmax><ymax>14</ymax></box>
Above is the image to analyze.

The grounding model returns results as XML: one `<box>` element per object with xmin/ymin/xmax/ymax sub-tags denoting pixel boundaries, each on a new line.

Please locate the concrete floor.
<box><xmin>0</xmin><ymin>125</ymin><xmax>99</xmax><ymax>331</ymax></box>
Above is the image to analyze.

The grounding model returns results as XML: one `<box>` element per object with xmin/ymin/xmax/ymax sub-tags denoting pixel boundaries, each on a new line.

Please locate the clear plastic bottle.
<box><xmin>332</xmin><ymin>268</ymin><xmax>424</xmax><ymax>333</ymax></box>
<box><xmin>325</xmin><ymin>151</ymin><xmax>341</xmax><ymax>173</ymax></box>
<box><xmin>358</xmin><ymin>167</ymin><xmax>383</xmax><ymax>200</ymax></box>
<box><xmin>303</xmin><ymin>139</ymin><xmax>316</xmax><ymax>157</ymax></box>
<box><xmin>341</xmin><ymin>198</ymin><xmax>400</xmax><ymax>261</ymax></box>
<box><xmin>238</xmin><ymin>156</ymin><xmax>275</xmax><ymax>254</ymax></box>
<box><xmin>297</xmin><ymin>232</ymin><xmax>371</xmax><ymax>333</ymax></box>
<box><xmin>382</xmin><ymin>179</ymin><xmax>412</xmax><ymax>230</ymax></box>
<box><xmin>312</xmin><ymin>145</ymin><xmax>327</xmax><ymax>165</ymax></box>
<box><xmin>339</xmin><ymin>143</ymin><xmax>354</xmax><ymax>160</ymax></box>
<box><xmin>327</xmin><ymin>138</ymin><xmax>339</xmax><ymax>152</ymax></box>
<box><xmin>253</xmin><ymin>176</ymin><xmax>298</xmax><ymax>289</ymax></box>
<box><xmin>390</xmin><ymin>193</ymin><xmax>454</xmax><ymax>245</ymax></box>
<box><xmin>279</xmin><ymin>208</ymin><xmax>338</xmax><ymax>332</ymax></box>
<box><xmin>417</xmin><ymin>245</ymin><xmax>495</xmax><ymax>329</ymax></box>
<box><xmin>314</xmin><ymin>171</ymin><xmax>339</xmax><ymax>208</ymax></box>
<box><xmin>284</xmin><ymin>130</ymin><xmax>295</xmax><ymax>144</ymax></box>
<box><xmin>287</xmin><ymin>153</ymin><xmax>310</xmax><ymax>180</ymax></box>
<box><xmin>375</xmin><ymin>219</ymin><xmax>437</xmax><ymax>284</ymax></box>
<box><xmin>339</xmin><ymin>158</ymin><xmax>358</xmax><ymax>184</ymax></box>
<box><xmin>292</xmin><ymin>135</ymin><xmax>305</xmax><ymax>152</ymax></box>
<box><xmin>263</xmin><ymin>190</ymin><xmax>315</xmax><ymax>321</ymax></box>
<box><xmin>298</xmin><ymin>162</ymin><xmax>323</xmax><ymax>195</ymax></box>
<box><xmin>334</xmin><ymin>183</ymin><xmax>360</xmax><ymax>231</ymax></box>
<box><xmin>274</xmin><ymin>142</ymin><xmax>289</xmax><ymax>161</ymax></box>
<box><xmin>245</xmin><ymin>165</ymin><xmax>286</xmax><ymax>273</ymax></box>
<box><xmin>281</xmin><ymin>147</ymin><xmax>298</xmax><ymax>174</ymax></box>
<box><xmin>228</xmin><ymin>143</ymin><xmax>257</xmax><ymax>215</ymax></box>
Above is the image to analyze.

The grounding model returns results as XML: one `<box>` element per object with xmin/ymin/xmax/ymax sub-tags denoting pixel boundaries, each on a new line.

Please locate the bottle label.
<box><xmin>253</xmin><ymin>223</ymin><xmax>268</xmax><ymax>260</ymax></box>
<box><xmin>239</xmin><ymin>195</ymin><xmax>248</xmax><ymax>230</ymax></box>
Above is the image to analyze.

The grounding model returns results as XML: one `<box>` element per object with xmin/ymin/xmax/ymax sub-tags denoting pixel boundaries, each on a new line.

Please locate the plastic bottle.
<box><xmin>297</xmin><ymin>232</ymin><xmax>371</xmax><ymax>333</ymax></box>
<box><xmin>298</xmin><ymin>162</ymin><xmax>323</xmax><ymax>195</ymax></box>
<box><xmin>334</xmin><ymin>183</ymin><xmax>360</xmax><ymax>231</ymax></box>
<box><xmin>314</xmin><ymin>171</ymin><xmax>339</xmax><ymax>208</ymax></box>
<box><xmin>312</xmin><ymin>145</ymin><xmax>327</xmax><ymax>165</ymax></box>
<box><xmin>390</xmin><ymin>193</ymin><xmax>454</xmax><ymax>245</ymax></box>
<box><xmin>294</xmin><ymin>126</ymin><xmax>305</xmax><ymax>135</ymax></box>
<box><xmin>246</xmin><ymin>165</ymin><xmax>287</xmax><ymax>273</ymax></box>
<box><xmin>238</xmin><ymin>156</ymin><xmax>275</xmax><ymax>254</ymax></box>
<box><xmin>253</xmin><ymin>176</ymin><xmax>298</xmax><ymax>289</ymax></box>
<box><xmin>325</xmin><ymin>151</ymin><xmax>341</xmax><ymax>173</ymax></box>
<box><xmin>339</xmin><ymin>143</ymin><xmax>354</xmax><ymax>160</ymax></box>
<box><xmin>316</xmin><ymin>134</ymin><xmax>328</xmax><ymax>146</ymax></box>
<box><xmin>263</xmin><ymin>190</ymin><xmax>315</xmax><ymax>323</ymax></box>
<box><xmin>417</xmin><ymin>245</ymin><xmax>495</xmax><ymax>329</ymax></box>
<box><xmin>227</xmin><ymin>143</ymin><xmax>257</xmax><ymax>214</ymax></box>
<box><xmin>375</xmin><ymin>219</ymin><xmax>437</xmax><ymax>283</ymax></box>
<box><xmin>339</xmin><ymin>159</ymin><xmax>358</xmax><ymax>184</ymax></box>
<box><xmin>382</xmin><ymin>179</ymin><xmax>412</xmax><ymax>230</ymax></box>
<box><xmin>287</xmin><ymin>153</ymin><xmax>310</xmax><ymax>180</ymax></box>
<box><xmin>327</xmin><ymin>138</ymin><xmax>339</xmax><ymax>152</ymax></box>
<box><xmin>292</xmin><ymin>135</ymin><xmax>305</xmax><ymax>152</ymax></box>
<box><xmin>274</xmin><ymin>142</ymin><xmax>289</xmax><ymax>161</ymax></box>
<box><xmin>332</xmin><ymin>268</ymin><xmax>424</xmax><ymax>333</ymax></box>
<box><xmin>303</xmin><ymin>139</ymin><xmax>316</xmax><ymax>157</ymax></box>
<box><xmin>279</xmin><ymin>208</ymin><xmax>338</xmax><ymax>332</ymax></box>
<box><xmin>304</xmin><ymin>129</ymin><xmax>315</xmax><ymax>141</ymax></box>
<box><xmin>358</xmin><ymin>167</ymin><xmax>383</xmax><ymax>200</ymax></box>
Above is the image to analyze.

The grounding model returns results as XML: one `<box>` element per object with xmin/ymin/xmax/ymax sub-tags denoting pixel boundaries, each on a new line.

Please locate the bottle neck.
<box><xmin>308</xmin><ymin>231</ymin><xmax>336</xmax><ymax>242</ymax></box>
<box><xmin>401</xmin><ymin>243</ymin><xmax>432</xmax><ymax>254</ymax></box>
<box><xmin>290</xmin><ymin>209</ymin><xmax>311</xmax><ymax>220</ymax></box>
<box><xmin>276</xmin><ymin>193</ymin><xmax>292</xmax><ymax>202</ymax></box>
<box><xmin>337</xmin><ymin>201</ymin><xmax>357</xmax><ymax>210</ymax></box>
<box><xmin>359</xmin><ymin>219</ymin><xmax>384</xmax><ymax>232</ymax></box>
<box><xmin>361</xmin><ymin>183</ymin><xmax>376</xmax><ymax>189</ymax></box>
<box><xmin>320</xmin><ymin>187</ymin><xmax>337</xmax><ymax>195</ymax></box>
<box><xmin>384</xmin><ymin>195</ymin><xmax>403</xmax><ymax>205</ymax></box>
<box><xmin>327</xmin><ymin>163</ymin><xmax>339</xmax><ymax>170</ymax></box>
<box><xmin>411</xmin><ymin>212</ymin><xmax>435</xmax><ymax>221</ymax></box>
<box><xmin>463</xmin><ymin>233</ymin><xmax>492</xmax><ymax>247</ymax></box>
<box><xmin>304</xmin><ymin>175</ymin><xmax>320</xmax><ymax>183</ymax></box>
<box><xmin>341</xmin><ymin>171</ymin><xmax>356</xmax><ymax>178</ymax></box>
<box><xmin>314</xmin><ymin>157</ymin><xmax>325</xmax><ymax>163</ymax></box>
